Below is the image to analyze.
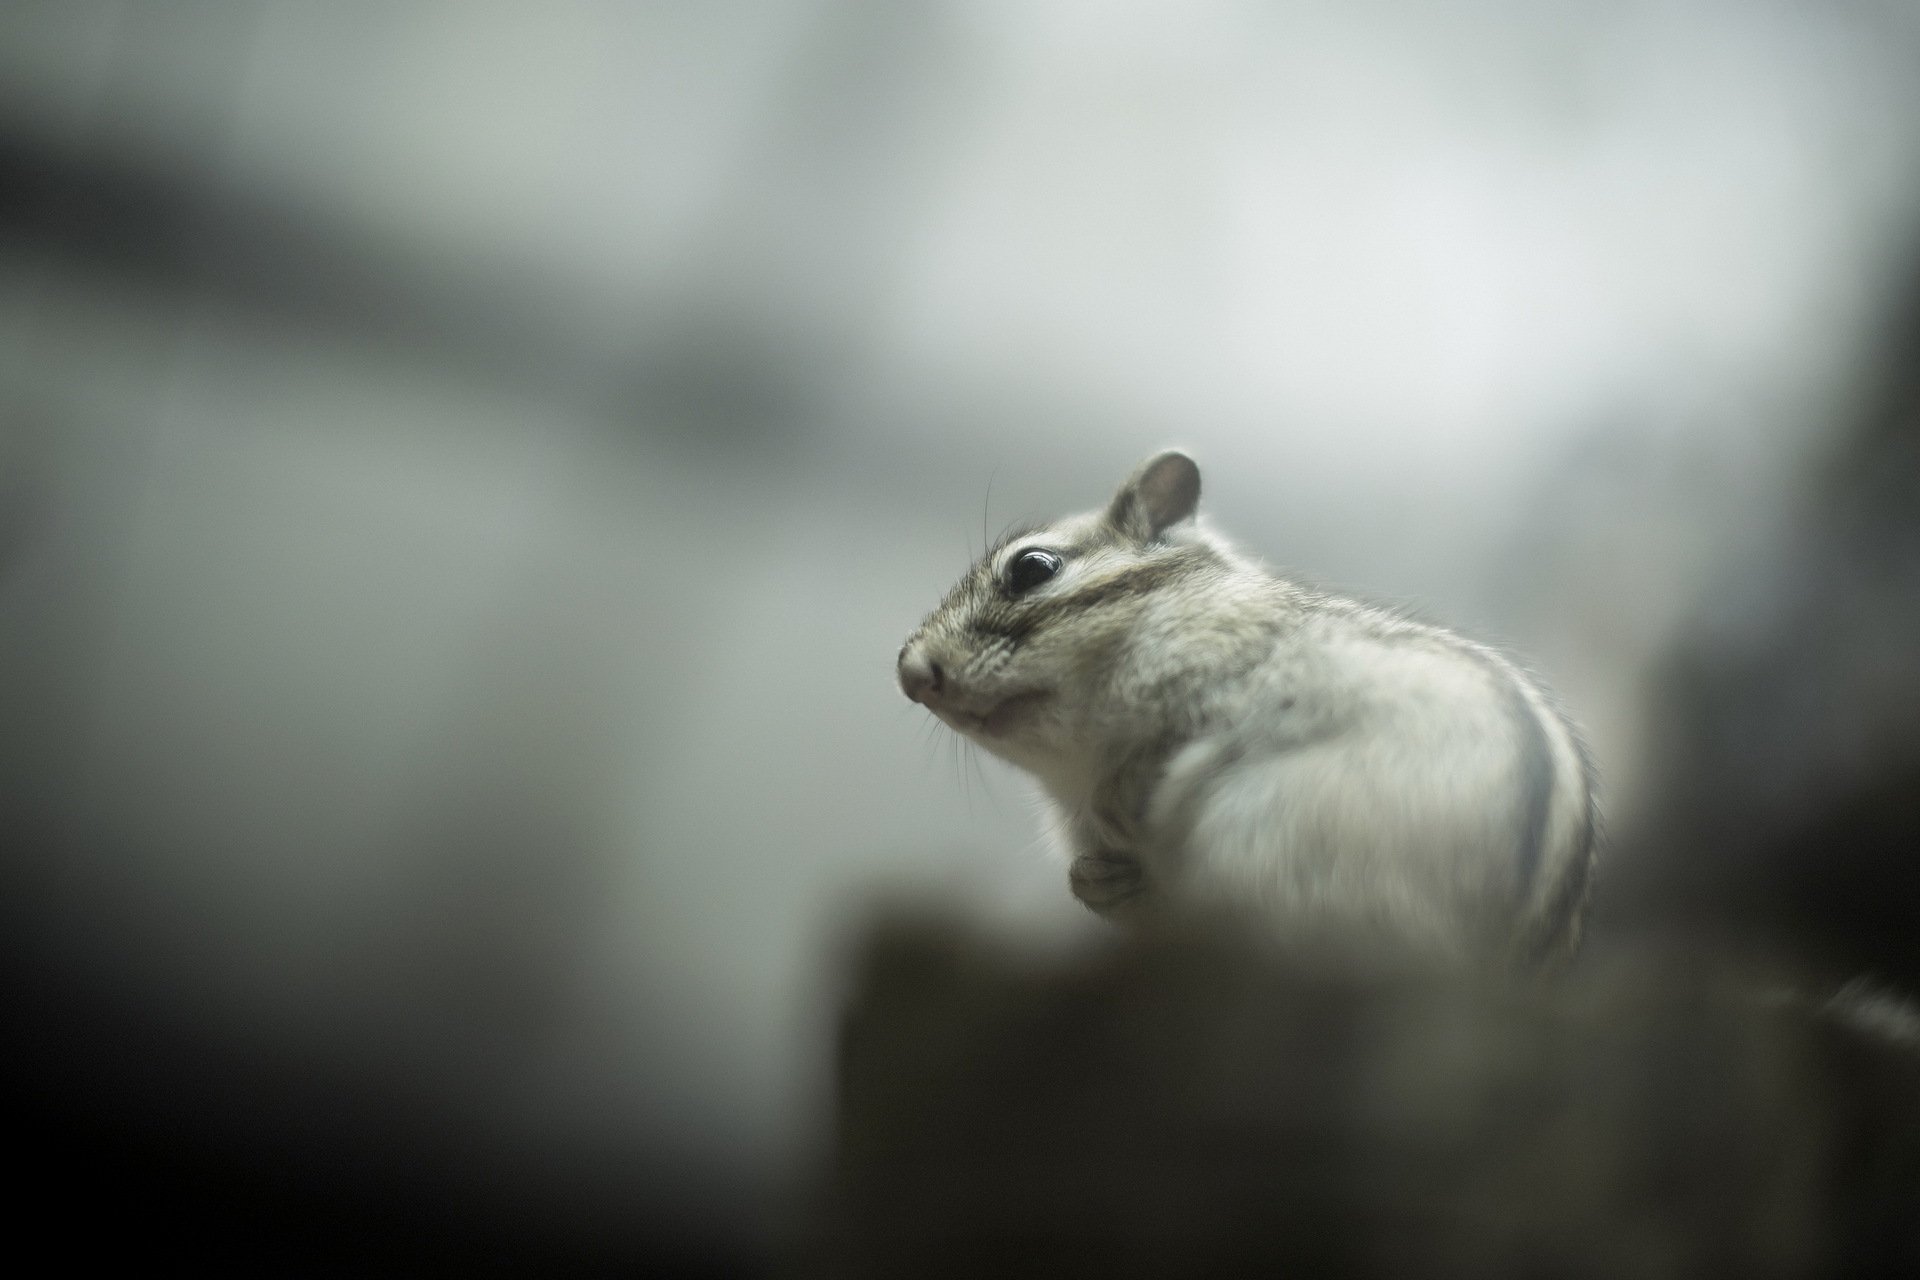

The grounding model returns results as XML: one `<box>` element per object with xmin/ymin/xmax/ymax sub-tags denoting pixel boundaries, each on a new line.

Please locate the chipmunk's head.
<box><xmin>897</xmin><ymin>450</ymin><xmax>1218</xmax><ymax>770</ymax></box>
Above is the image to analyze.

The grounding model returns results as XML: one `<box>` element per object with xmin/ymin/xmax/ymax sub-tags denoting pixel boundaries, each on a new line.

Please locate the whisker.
<box><xmin>963</xmin><ymin>738</ymin><xmax>991</xmax><ymax>811</ymax></box>
<box><xmin>982</xmin><ymin>467</ymin><xmax>997</xmax><ymax>558</ymax></box>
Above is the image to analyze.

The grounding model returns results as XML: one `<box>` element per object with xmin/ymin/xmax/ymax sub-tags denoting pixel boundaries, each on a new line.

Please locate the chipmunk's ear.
<box><xmin>1107</xmin><ymin>450</ymin><xmax>1200</xmax><ymax>541</ymax></box>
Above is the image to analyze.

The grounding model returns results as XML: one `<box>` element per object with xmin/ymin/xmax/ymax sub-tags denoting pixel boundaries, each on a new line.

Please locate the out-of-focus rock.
<box><xmin>801</xmin><ymin>911</ymin><xmax>1919</xmax><ymax>1278</ymax></box>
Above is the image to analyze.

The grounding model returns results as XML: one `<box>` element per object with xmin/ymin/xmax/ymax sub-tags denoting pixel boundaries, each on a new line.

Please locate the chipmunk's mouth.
<box><xmin>948</xmin><ymin>689</ymin><xmax>1049</xmax><ymax>738</ymax></box>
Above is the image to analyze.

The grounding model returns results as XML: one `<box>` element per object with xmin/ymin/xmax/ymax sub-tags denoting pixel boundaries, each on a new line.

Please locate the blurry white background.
<box><xmin>4</xmin><ymin>0</ymin><xmax>1919</xmax><ymax>1261</ymax></box>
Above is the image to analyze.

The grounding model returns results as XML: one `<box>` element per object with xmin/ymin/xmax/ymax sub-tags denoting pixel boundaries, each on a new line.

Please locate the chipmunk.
<box><xmin>897</xmin><ymin>451</ymin><xmax>1597</xmax><ymax>965</ymax></box>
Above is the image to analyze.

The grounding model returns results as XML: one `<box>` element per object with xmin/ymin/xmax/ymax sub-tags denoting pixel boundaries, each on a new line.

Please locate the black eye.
<box><xmin>1006</xmin><ymin>549</ymin><xmax>1062</xmax><ymax>595</ymax></box>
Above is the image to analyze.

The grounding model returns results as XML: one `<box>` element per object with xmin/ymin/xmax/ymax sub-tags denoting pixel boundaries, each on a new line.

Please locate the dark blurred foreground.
<box><xmin>17</xmin><ymin>905</ymin><xmax>1914</xmax><ymax>1278</ymax></box>
<box><xmin>804</xmin><ymin>915</ymin><xmax>1920</xmax><ymax>1279</ymax></box>
<box><xmin>5</xmin><ymin>938</ymin><xmax>756</xmax><ymax>1277</ymax></box>
<box><xmin>11</xmin><ymin>906</ymin><xmax>1919</xmax><ymax>1278</ymax></box>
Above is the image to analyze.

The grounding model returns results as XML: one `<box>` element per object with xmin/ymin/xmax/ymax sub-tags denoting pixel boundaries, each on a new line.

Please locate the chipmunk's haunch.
<box><xmin>897</xmin><ymin>451</ymin><xmax>1597</xmax><ymax>964</ymax></box>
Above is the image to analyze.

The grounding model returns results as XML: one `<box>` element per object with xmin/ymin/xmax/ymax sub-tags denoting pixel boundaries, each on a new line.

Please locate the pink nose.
<box><xmin>897</xmin><ymin>647</ymin><xmax>944</xmax><ymax>704</ymax></box>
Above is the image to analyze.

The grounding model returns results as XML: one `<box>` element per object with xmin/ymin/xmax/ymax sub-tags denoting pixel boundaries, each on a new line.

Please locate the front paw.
<box><xmin>1069</xmin><ymin>853</ymin><xmax>1146</xmax><ymax>917</ymax></box>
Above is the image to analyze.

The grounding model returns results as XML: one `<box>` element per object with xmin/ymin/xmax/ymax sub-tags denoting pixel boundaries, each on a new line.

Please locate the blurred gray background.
<box><xmin>4</xmin><ymin>0</ymin><xmax>1920</xmax><ymax>1268</ymax></box>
